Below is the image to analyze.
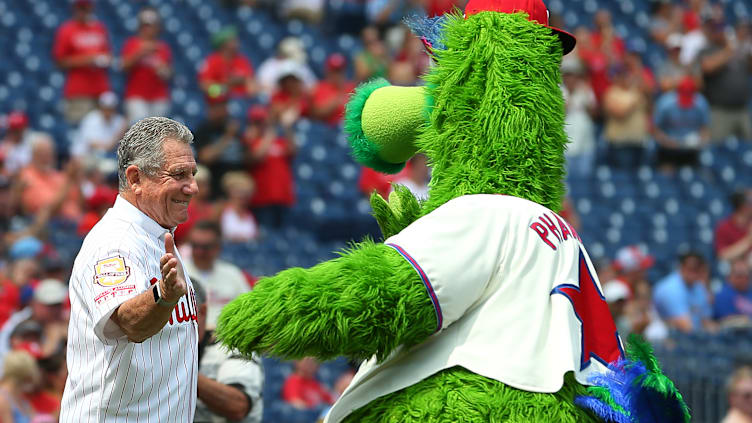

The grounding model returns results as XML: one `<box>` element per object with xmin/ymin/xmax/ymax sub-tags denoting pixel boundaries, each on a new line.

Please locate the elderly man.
<box><xmin>60</xmin><ymin>117</ymin><xmax>200</xmax><ymax>421</ymax></box>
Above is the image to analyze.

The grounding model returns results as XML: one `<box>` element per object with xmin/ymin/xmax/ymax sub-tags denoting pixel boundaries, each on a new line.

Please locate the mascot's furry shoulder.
<box><xmin>217</xmin><ymin>0</ymin><xmax>690</xmax><ymax>421</ymax></box>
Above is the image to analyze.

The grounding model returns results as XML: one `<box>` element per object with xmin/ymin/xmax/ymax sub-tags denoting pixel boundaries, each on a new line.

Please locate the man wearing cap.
<box><xmin>72</xmin><ymin>92</ymin><xmax>127</xmax><ymax>160</ymax></box>
<box><xmin>198</xmin><ymin>27</ymin><xmax>257</xmax><ymax>98</ymax></box>
<box><xmin>244</xmin><ymin>105</ymin><xmax>297</xmax><ymax>227</ymax></box>
<box><xmin>53</xmin><ymin>0</ymin><xmax>112</xmax><ymax>124</ymax></box>
<box><xmin>60</xmin><ymin>117</ymin><xmax>199</xmax><ymax>421</ymax></box>
<box><xmin>653</xmin><ymin>75</ymin><xmax>710</xmax><ymax>170</ymax></box>
<box><xmin>0</xmin><ymin>112</ymin><xmax>33</xmax><ymax>176</ymax></box>
<box><xmin>0</xmin><ymin>279</ymin><xmax>69</xmax><ymax>363</ymax></box>
<box><xmin>311</xmin><ymin>53</ymin><xmax>356</xmax><ymax>126</ymax></box>
<box><xmin>257</xmin><ymin>37</ymin><xmax>317</xmax><ymax>96</ymax></box>
<box><xmin>121</xmin><ymin>6</ymin><xmax>173</xmax><ymax>124</ymax></box>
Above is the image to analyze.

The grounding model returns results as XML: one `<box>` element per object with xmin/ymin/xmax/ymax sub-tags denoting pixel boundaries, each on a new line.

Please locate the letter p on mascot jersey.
<box><xmin>217</xmin><ymin>0</ymin><xmax>691</xmax><ymax>421</ymax></box>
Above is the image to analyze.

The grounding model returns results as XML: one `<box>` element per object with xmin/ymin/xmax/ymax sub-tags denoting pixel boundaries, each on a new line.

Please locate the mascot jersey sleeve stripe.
<box><xmin>324</xmin><ymin>194</ymin><xmax>624</xmax><ymax>423</ymax></box>
<box><xmin>385</xmin><ymin>243</ymin><xmax>443</xmax><ymax>332</ymax></box>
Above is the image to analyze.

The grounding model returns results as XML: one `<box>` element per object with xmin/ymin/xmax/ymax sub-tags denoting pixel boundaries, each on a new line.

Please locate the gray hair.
<box><xmin>117</xmin><ymin>117</ymin><xmax>193</xmax><ymax>191</ymax></box>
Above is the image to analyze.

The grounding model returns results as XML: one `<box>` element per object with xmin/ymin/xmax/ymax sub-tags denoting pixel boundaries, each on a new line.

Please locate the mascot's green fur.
<box><xmin>218</xmin><ymin>4</ymin><xmax>690</xmax><ymax>422</ymax></box>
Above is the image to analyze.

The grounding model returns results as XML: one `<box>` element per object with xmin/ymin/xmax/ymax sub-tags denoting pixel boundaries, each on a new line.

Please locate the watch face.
<box><xmin>153</xmin><ymin>284</ymin><xmax>160</xmax><ymax>303</ymax></box>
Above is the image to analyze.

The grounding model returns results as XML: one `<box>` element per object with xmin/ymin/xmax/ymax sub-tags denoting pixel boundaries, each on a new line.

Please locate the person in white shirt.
<box><xmin>193</xmin><ymin>279</ymin><xmax>263</xmax><ymax>423</ymax></box>
<box><xmin>72</xmin><ymin>91</ymin><xmax>127</xmax><ymax>159</ymax></box>
<box><xmin>256</xmin><ymin>37</ymin><xmax>317</xmax><ymax>96</ymax></box>
<box><xmin>60</xmin><ymin>117</ymin><xmax>200</xmax><ymax>422</ymax></box>
<box><xmin>183</xmin><ymin>220</ymin><xmax>251</xmax><ymax>331</ymax></box>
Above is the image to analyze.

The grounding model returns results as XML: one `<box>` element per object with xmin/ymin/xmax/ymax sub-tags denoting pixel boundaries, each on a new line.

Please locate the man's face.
<box><xmin>679</xmin><ymin>257</ymin><xmax>705</xmax><ymax>284</ymax></box>
<box><xmin>731</xmin><ymin>378</ymin><xmax>752</xmax><ymax>417</ymax></box>
<box><xmin>137</xmin><ymin>139</ymin><xmax>198</xmax><ymax>228</ymax></box>
<box><xmin>190</xmin><ymin>228</ymin><xmax>220</xmax><ymax>267</ymax></box>
<box><xmin>32</xmin><ymin>141</ymin><xmax>55</xmax><ymax>170</ymax></box>
<box><xmin>31</xmin><ymin>301</ymin><xmax>62</xmax><ymax>324</ymax></box>
<box><xmin>729</xmin><ymin>261</ymin><xmax>751</xmax><ymax>292</ymax></box>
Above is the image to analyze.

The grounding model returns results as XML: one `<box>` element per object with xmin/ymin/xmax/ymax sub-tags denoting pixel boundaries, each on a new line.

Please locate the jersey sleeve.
<box><xmin>77</xmin><ymin>248</ymin><xmax>152</xmax><ymax>341</ymax></box>
<box><xmin>384</xmin><ymin>196</ymin><xmax>504</xmax><ymax>331</ymax></box>
<box><xmin>216</xmin><ymin>354</ymin><xmax>264</xmax><ymax>414</ymax></box>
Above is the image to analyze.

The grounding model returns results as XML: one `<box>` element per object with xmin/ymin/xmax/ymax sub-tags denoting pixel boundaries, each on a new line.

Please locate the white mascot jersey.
<box><xmin>325</xmin><ymin>194</ymin><xmax>624</xmax><ymax>423</ymax></box>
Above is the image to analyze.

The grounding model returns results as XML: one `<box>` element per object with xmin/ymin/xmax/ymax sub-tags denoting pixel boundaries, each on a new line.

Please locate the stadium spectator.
<box><xmin>199</xmin><ymin>27</ymin><xmax>257</xmax><ymax>99</ymax></box>
<box><xmin>358</xmin><ymin>167</ymin><xmax>396</xmax><ymax>199</ymax></box>
<box><xmin>575</xmin><ymin>26</ymin><xmax>610</xmax><ymax>105</ymax></box>
<box><xmin>311</xmin><ymin>54</ymin><xmax>356</xmax><ymax>126</ymax></box>
<box><xmin>714</xmin><ymin>257</ymin><xmax>752</xmax><ymax>324</ymax></box>
<box><xmin>699</xmin><ymin>18</ymin><xmax>752</xmax><ymax>141</ymax></box>
<box><xmin>245</xmin><ymin>105</ymin><xmax>297</xmax><ymax>228</ymax></box>
<box><xmin>183</xmin><ymin>221</ymin><xmax>251</xmax><ymax>331</ymax></box>
<box><xmin>715</xmin><ymin>190</ymin><xmax>752</xmax><ymax>262</ymax></box>
<box><xmin>194</xmin><ymin>93</ymin><xmax>246</xmax><ymax>199</ymax></box>
<box><xmin>394</xmin><ymin>30</ymin><xmax>431</xmax><ymax>79</ymax></box>
<box><xmin>282</xmin><ymin>357</ymin><xmax>333</xmax><ymax>410</ymax></box>
<box><xmin>17</xmin><ymin>135</ymin><xmax>83</xmax><ymax>221</ymax></box>
<box><xmin>257</xmin><ymin>37</ymin><xmax>317</xmax><ymax>97</ymax></box>
<box><xmin>624</xmin><ymin>45</ymin><xmax>657</xmax><ymax>97</ymax></box>
<box><xmin>220</xmin><ymin>172</ymin><xmax>259</xmax><ymax>242</ymax></box>
<box><xmin>71</xmin><ymin>92</ymin><xmax>127</xmax><ymax>160</ymax></box>
<box><xmin>0</xmin><ymin>112</ymin><xmax>33</xmax><ymax>176</ymax></box>
<box><xmin>0</xmin><ymin>279</ymin><xmax>68</xmax><ymax>362</ymax></box>
<box><xmin>0</xmin><ymin>350</ymin><xmax>40</xmax><ymax>423</ymax></box>
<box><xmin>679</xmin><ymin>9</ymin><xmax>707</xmax><ymax>66</ymax></box>
<box><xmin>657</xmin><ymin>33</ymin><xmax>699</xmax><ymax>93</ymax></box>
<box><xmin>561</xmin><ymin>58</ymin><xmax>596</xmax><ymax>178</ymax></box>
<box><xmin>194</xmin><ymin>279</ymin><xmax>264</xmax><ymax>423</ymax></box>
<box><xmin>650</xmin><ymin>1</ymin><xmax>683</xmax><ymax>45</ymax></box>
<box><xmin>610</xmin><ymin>245</ymin><xmax>654</xmax><ymax>299</ymax></box>
<box><xmin>52</xmin><ymin>0</ymin><xmax>112</xmax><ymax>124</ymax></box>
<box><xmin>26</xmin><ymin>352</ymin><xmax>66</xmax><ymax>420</ymax></box>
<box><xmin>602</xmin><ymin>64</ymin><xmax>650</xmax><ymax>168</ymax></box>
<box><xmin>653</xmin><ymin>251</ymin><xmax>714</xmax><ymax>332</ymax></box>
<box><xmin>269</xmin><ymin>61</ymin><xmax>311</xmax><ymax>124</ymax></box>
<box><xmin>723</xmin><ymin>366</ymin><xmax>752</xmax><ymax>423</ymax></box>
<box><xmin>76</xmin><ymin>185</ymin><xmax>117</xmax><ymax>237</ymax></box>
<box><xmin>121</xmin><ymin>7</ymin><xmax>173</xmax><ymax>123</ymax></box>
<box><xmin>281</xmin><ymin>0</ymin><xmax>325</xmax><ymax>23</ymax></box>
<box><xmin>391</xmin><ymin>154</ymin><xmax>430</xmax><ymax>201</ymax></box>
<box><xmin>173</xmin><ymin>165</ymin><xmax>222</xmax><ymax>245</ymax></box>
<box><xmin>591</xmin><ymin>11</ymin><xmax>626</xmax><ymax>75</ymax></box>
<box><xmin>355</xmin><ymin>26</ymin><xmax>390</xmax><ymax>82</ymax></box>
<box><xmin>652</xmin><ymin>75</ymin><xmax>710</xmax><ymax>170</ymax></box>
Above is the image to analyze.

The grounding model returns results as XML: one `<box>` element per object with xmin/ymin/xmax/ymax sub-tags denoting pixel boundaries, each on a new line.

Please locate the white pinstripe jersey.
<box><xmin>60</xmin><ymin>196</ymin><xmax>199</xmax><ymax>422</ymax></box>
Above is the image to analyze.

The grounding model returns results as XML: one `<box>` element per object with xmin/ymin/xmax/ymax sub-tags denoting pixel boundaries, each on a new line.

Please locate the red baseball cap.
<box><xmin>464</xmin><ymin>0</ymin><xmax>576</xmax><ymax>55</ymax></box>
<box><xmin>677</xmin><ymin>76</ymin><xmax>696</xmax><ymax>108</ymax></box>
<box><xmin>247</xmin><ymin>105</ymin><xmax>269</xmax><ymax>122</ymax></box>
<box><xmin>325</xmin><ymin>53</ymin><xmax>347</xmax><ymax>72</ymax></box>
<box><xmin>7</xmin><ymin>111</ymin><xmax>28</xmax><ymax>131</ymax></box>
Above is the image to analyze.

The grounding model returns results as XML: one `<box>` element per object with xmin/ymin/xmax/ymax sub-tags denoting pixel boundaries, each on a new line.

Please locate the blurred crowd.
<box><xmin>0</xmin><ymin>0</ymin><xmax>751</xmax><ymax>421</ymax></box>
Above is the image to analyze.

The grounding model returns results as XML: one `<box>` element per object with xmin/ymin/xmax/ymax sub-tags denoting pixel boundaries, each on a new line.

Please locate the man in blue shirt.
<box><xmin>653</xmin><ymin>75</ymin><xmax>710</xmax><ymax>170</ymax></box>
<box><xmin>714</xmin><ymin>257</ymin><xmax>752</xmax><ymax>322</ymax></box>
<box><xmin>653</xmin><ymin>252</ymin><xmax>714</xmax><ymax>332</ymax></box>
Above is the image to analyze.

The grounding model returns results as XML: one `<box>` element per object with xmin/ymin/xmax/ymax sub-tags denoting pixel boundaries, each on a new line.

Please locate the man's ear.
<box><xmin>125</xmin><ymin>165</ymin><xmax>143</xmax><ymax>195</ymax></box>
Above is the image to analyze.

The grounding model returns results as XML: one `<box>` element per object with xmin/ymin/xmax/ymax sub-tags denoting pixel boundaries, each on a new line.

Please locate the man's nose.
<box><xmin>184</xmin><ymin>178</ymin><xmax>199</xmax><ymax>196</ymax></box>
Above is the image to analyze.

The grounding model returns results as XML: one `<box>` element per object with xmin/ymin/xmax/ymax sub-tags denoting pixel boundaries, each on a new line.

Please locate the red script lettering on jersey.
<box><xmin>530</xmin><ymin>213</ymin><xmax>580</xmax><ymax>251</ymax></box>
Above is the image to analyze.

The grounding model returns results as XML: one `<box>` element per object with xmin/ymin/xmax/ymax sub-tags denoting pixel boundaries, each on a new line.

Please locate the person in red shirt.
<box><xmin>270</xmin><ymin>61</ymin><xmax>311</xmax><ymax>125</ymax></box>
<box><xmin>121</xmin><ymin>7</ymin><xmax>172</xmax><ymax>124</ymax></box>
<box><xmin>244</xmin><ymin>105</ymin><xmax>296</xmax><ymax>228</ymax></box>
<box><xmin>311</xmin><ymin>54</ymin><xmax>356</xmax><ymax>126</ymax></box>
<box><xmin>716</xmin><ymin>190</ymin><xmax>752</xmax><ymax>262</ymax></box>
<box><xmin>282</xmin><ymin>357</ymin><xmax>333</xmax><ymax>409</ymax></box>
<box><xmin>198</xmin><ymin>27</ymin><xmax>257</xmax><ymax>99</ymax></box>
<box><xmin>52</xmin><ymin>0</ymin><xmax>112</xmax><ymax>124</ymax></box>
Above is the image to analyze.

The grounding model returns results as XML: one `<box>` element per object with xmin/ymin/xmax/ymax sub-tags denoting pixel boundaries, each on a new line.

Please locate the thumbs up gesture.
<box><xmin>159</xmin><ymin>233</ymin><xmax>187</xmax><ymax>303</ymax></box>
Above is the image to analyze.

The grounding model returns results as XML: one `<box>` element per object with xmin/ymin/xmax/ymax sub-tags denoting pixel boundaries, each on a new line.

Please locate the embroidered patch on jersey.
<box><xmin>93</xmin><ymin>255</ymin><xmax>131</xmax><ymax>287</ymax></box>
<box><xmin>94</xmin><ymin>285</ymin><xmax>137</xmax><ymax>304</ymax></box>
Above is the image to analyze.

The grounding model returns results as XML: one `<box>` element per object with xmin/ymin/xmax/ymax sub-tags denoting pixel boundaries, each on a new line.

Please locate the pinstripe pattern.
<box><xmin>60</xmin><ymin>196</ymin><xmax>198</xmax><ymax>422</ymax></box>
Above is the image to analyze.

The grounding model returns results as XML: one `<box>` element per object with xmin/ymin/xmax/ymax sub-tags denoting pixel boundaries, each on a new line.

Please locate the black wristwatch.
<box><xmin>153</xmin><ymin>283</ymin><xmax>179</xmax><ymax>308</ymax></box>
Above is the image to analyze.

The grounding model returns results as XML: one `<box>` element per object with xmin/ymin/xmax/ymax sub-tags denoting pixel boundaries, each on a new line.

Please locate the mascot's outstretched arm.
<box><xmin>216</xmin><ymin>240</ymin><xmax>436</xmax><ymax>362</ymax></box>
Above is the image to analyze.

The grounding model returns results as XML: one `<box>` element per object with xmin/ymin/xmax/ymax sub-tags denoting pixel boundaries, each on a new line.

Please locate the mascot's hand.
<box><xmin>216</xmin><ymin>240</ymin><xmax>437</xmax><ymax>362</ymax></box>
<box><xmin>370</xmin><ymin>185</ymin><xmax>422</xmax><ymax>239</ymax></box>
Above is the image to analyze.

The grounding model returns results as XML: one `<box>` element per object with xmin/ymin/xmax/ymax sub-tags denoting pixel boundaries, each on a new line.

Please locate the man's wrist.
<box><xmin>154</xmin><ymin>283</ymin><xmax>180</xmax><ymax>307</ymax></box>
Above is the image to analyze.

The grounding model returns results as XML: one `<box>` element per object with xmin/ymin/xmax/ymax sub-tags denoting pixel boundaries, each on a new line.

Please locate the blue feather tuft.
<box><xmin>576</xmin><ymin>357</ymin><xmax>690</xmax><ymax>422</ymax></box>
<box><xmin>403</xmin><ymin>15</ymin><xmax>448</xmax><ymax>53</ymax></box>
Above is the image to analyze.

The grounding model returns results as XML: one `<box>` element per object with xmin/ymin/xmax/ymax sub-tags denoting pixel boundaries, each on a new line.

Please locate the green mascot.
<box><xmin>218</xmin><ymin>0</ymin><xmax>691</xmax><ymax>421</ymax></box>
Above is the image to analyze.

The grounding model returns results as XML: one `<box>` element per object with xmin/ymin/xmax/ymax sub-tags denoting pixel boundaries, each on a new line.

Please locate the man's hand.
<box><xmin>159</xmin><ymin>233</ymin><xmax>186</xmax><ymax>303</ymax></box>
